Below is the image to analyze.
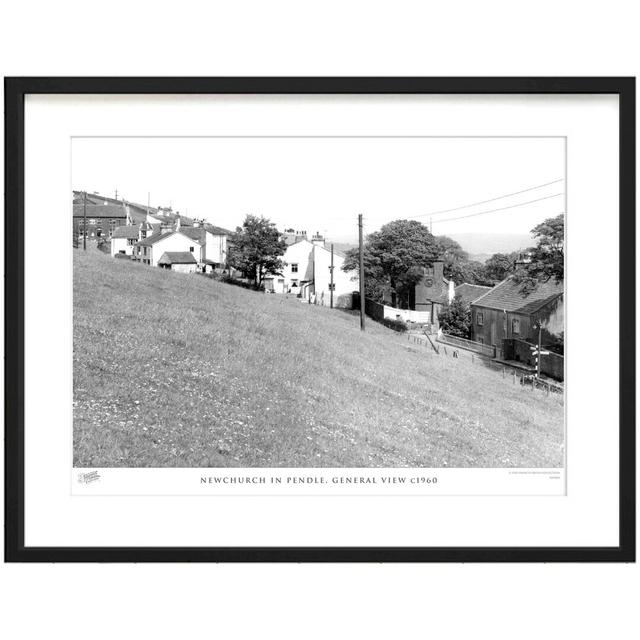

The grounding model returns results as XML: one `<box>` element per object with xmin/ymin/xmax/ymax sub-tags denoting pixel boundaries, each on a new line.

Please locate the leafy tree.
<box><xmin>438</xmin><ymin>295</ymin><xmax>472</xmax><ymax>338</ymax></box>
<box><xmin>481</xmin><ymin>251</ymin><xmax>519</xmax><ymax>285</ymax></box>
<box><xmin>228</xmin><ymin>215</ymin><xmax>287</xmax><ymax>287</ymax></box>
<box><xmin>435</xmin><ymin>236</ymin><xmax>497</xmax><ymax>286</ymax></box>
<box><xmin>514</xmin><ymin>214</ymin><xmax>564</xmax><ymax>295</ymax></box>
<box><xmin>435</xmin><ymin>235</ymin><xmax>469</xmax><ymax>280</ymax></box>
<box><xmin>449</xmin><ymin>259</ymin><xmax>488</xmax><ymax>286</ymax></box>
<box><xmin>342</xmin><ymin>220</ymin><xmax>440</xmax><ymax>308</ymax></box>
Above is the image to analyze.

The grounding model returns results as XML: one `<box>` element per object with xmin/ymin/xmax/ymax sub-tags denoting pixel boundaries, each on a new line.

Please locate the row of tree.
<box><xmin>341</xmin><ymin>214</ymin><xmax>564</xmax><ymax>308</ymax></box>
<box><xmin>223</xmin><ymin>213</ymin><xmax>565</xmax><ymax>314</ymax></box>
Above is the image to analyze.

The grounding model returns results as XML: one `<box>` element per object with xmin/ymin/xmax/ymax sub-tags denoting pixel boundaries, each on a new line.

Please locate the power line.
<box><xmin>410</xmin><ymin>178</ymin><xmax>564</xmax><ymax>219</ymax></box>
<box><xmin>430</xmin><ymin>192</ymin><xmax>564</xmax><ymax>224</ymax></box>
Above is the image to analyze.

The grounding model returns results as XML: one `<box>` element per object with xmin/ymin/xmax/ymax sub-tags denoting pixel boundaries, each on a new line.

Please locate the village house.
<box><xmin>73</xmin><ymin>191</ymin><xmax>156</xmax><ymax>229</ymax></box>
<box><xmin>470</xmin><ymin>276</ymin><xmax>564</xmax><ymax>352</ymax></box>
<box><xmin>263</xmin><ymin>232</ymin><xmax>358</xmax><ymax>308</ymax></box>
<box><xmin>410</xmin><ymin>260</ymin><xmax>455</xmax><ymax>324</ymax></box>
<box><xmin>133</xmin><ymin>228</ymin><xmax>205</xmax><ymax>267</ymax></box>
<box><xmin>110</xmin><ymin>225</ymin><xmax>140</xmax><ymax>257</ymax></box>
<box><xmin>200</xmin><ymin>223</ymin><xmax>231</xmax><ymax>268</ymax></box>
<box><xmin>73</xmin><ymin>201</ymin><xmax>127</xmax><ymax>240</ymax></box>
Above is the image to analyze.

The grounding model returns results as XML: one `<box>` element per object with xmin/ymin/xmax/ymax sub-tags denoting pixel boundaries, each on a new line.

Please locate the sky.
<box><xmin>72</xmin><ymin>136</ymin><xmax>565</xmax><ymax>246</ymax></box>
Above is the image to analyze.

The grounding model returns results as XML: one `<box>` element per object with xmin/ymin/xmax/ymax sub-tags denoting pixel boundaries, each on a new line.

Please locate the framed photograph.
<box><xmin>4</xmin><ymin>77</ymin><xmax>635</xmax><ymax>562</ymax></box>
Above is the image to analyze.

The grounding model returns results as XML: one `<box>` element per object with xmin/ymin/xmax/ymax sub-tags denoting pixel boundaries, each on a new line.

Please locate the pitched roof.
<box><xmin>455</xmin><ymin>282</ymin><xmax>492</xmax><ymax>305</ymax></box>
<box><xmin>158</xmin><ymin>251</ymin><xmax>197</xmax><ymax>264</ymax></box>
<box><xmin>136</xmin><ymin>230</ymin><xmax>176</xmax><ymax>247</ymax></box>
<box><xmin>73</xmin><ymin>203</ymin><xmax>126</xmax><ymax>218</ymax></box>
<box><xmin>471</xmin><ymin>276</ymin><xmax>563</xmax><ymax>314</ymax></box>
<box><xmin>203</xmin><ymin>223</ymin><xmax>233</xmax><ymax>236</ymax></box>
<box><xmin>179</xmin><ymin>227</ymin><xmax>206</xmax><ymax>243</ymax></box>
<box><xmin>148</xmin><ymin>212</ymin><xmax>195</xmax><ymax>227</ymax></box>
<box><xmin>136</xmin><ymin>228</ymin><xmax>205</xmax><ymax>247</ymax></box>
<box><xmin>112</xmin><ymin>225</ymin><xmax>140</xmax><ymax>239</ymax></box>
<box><xmin>127</xmin><ymin>208</ymin><xmax>148</xmax><ymax>225</ymax></box>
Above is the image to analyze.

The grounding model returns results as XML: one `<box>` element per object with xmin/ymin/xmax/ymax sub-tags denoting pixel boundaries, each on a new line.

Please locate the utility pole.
<box><xmin>329</xmin><ymin>243</ymin><xmax>334</xmax><ymax>309</ymax></box>
<box><xmin>147</xmin><ymin>192</ymin><xmax>150</xmax><ymax>217</ymax></box>
<box><xmin>358</xmin><ymin>214</ymin><xmax>365</xmax><ymax>331</ymax></box>
<box><xmin>115</xmin><ymin>188</ymin><xmax>118</xmax><ymax>200</ymax></box>
<box><xmin>429</xmin><ymin>216</ymin><xmax>432</xmax><ymax>233</ymax></box>
<box><xmin>83</xmin><ymin>190</ymin><xmax>87</xmax><ymax>251</ymax></box>
<box><xmin>536</xmin><ymin>323</ymin><xmax>542</xmax><ymax>379</ymax></box>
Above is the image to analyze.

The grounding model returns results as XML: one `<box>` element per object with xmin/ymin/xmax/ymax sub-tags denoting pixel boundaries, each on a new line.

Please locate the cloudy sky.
<box><xmin>73</xmin><ymin>136</ymin><xmax>565</xmax><ymax>245</ymax></box>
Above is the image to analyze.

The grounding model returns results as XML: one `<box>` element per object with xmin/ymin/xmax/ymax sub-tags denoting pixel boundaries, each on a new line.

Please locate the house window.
<box><xmin>503</xmin><ymin>315</ymin><xmax>507</xmax><ymax>334</ymax></box>
<box><xmin>476</xmin><ymin>312</ymin><xmax>484</xmax><ymax>326</ymax></box>
<box><xmin>291</xmin><ymin>263</ymin><xmax>298</xmax><ymax>273</ymax></box>
<box><xmin>512</xmin><ymin>318</ymin><xmax>520</xmax><ymax>335</ymax></box>
<box><xmin>128</xmin><ymin>238</ymin><xmax>136</xmax><ymax>246</ymax></box>
<box><xmin>189</xmin><ymin>246</ymin><xmax>194</xmax><ymax>252</ymax></box>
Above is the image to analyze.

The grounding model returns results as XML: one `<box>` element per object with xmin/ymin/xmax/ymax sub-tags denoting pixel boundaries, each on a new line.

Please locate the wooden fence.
<box><xmin>405</xmin><ymin>332</ymin><xmax>563</xmax><ymax>397</ymax></box>
<box><xmin>438</xmin><ymin>333</ymin><xmax>496</xmax><ymax>358</ymax></box>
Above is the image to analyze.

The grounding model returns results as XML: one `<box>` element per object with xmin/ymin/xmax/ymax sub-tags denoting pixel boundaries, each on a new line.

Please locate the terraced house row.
<box><xmin>73</xmin><ymin>190</ymin><xmax>231</xmax><ymax>274</ymax></box>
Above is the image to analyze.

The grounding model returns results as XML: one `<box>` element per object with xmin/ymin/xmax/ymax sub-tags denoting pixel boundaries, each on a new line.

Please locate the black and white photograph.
<box><xmin>72</xmin><ymin>136</ymin><xmax>565</xmax><ymax>471</ymax></box>
<box><xmin>6</xmin><ymin>77</ymin><xmax>632</xmax><ymax>564</ymax></box>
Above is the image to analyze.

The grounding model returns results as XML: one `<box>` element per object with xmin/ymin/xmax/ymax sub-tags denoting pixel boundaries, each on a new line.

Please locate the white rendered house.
<box><xmin>264</xmin><ymin>238</ymin><xmax>358</xmax><ymax>308</ymax></box>
<box><xmin>110</xmin><ymin>225</ymin><xmax>139</xmax><ymax>257</ymax></box>
<box><xmin>134</xmin><ymin>230</ymin><xmax>204</xmax><ymax>267</ymax></box>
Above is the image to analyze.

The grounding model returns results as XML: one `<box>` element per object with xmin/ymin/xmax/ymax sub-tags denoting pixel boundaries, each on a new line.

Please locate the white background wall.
<box><xmin>282</xmin><ymin>240</ymin><xmax>314</xmax><ymax>289</ymax></box>
<box><xmin>110</xmin><ymin>236</ymin><xmax>131</xmax><ymax>256</ymax></box>
<box><xmin>1</xmin><ymin>3</ymin><xmax>638</xmax><ymax>640</ymax></box>
<box><xmin>312</xmin><ymin>245</ymin><xmax>358</xmax><ymax>306</ymax></box>
<box><xmin>204</xmin><ymin>231</ymin><xmax>227</xmax><ymax>264</ymax></box>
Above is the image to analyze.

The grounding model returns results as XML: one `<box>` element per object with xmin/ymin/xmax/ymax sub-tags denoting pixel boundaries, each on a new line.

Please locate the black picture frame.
<box><xmin>4</xmin><ymin>77</ymin><xmax>635</xmax><ymax>563</ymax></box>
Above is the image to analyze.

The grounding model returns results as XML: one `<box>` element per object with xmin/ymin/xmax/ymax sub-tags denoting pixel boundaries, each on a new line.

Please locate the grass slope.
<box><xmin>74</xmin><ymin>249</ymin><xmax>564</xmax><ymax>468</ymax></box>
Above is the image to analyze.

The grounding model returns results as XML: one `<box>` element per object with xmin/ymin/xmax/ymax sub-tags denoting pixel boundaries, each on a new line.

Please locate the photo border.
<box><xmin>4</xmin><ymin>77</ymin><xmax>635</xmax><ymax>562</ymax></box>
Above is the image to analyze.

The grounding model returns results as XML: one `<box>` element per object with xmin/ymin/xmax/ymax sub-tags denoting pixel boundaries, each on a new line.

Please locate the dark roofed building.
<box><xmin>470</xmin><ymin>276</ymin><xmax>564</xmax><ymax>354</ymax></box>
<box><xmin>454</xmin><ymin>282</ymin><xmax>492</xmax><ymax>306</ymax></box>
<box><xmin>472</xmin><ymin>277</ymin><xmax>563</xmax><ymax>315</ymax></box>
<box><xmin>72</xmin><ymin>202</ymin><xmax>127</xmax><ymax>239</ymax></box>
<box><xmin>409</xmin><ymin>260</ymin><xmax>455</xmax><ymax>327</ymax></box>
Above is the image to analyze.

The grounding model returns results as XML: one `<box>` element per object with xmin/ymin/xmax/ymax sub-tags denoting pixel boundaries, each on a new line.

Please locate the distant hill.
<box><xmin>449</xmin><ymin>233</ymin><xmax>534</xmax><ymax>257</ymax></box>
<box><xmin>468</xmin><ymin>253</ymin><xmax>492</xmax><ymax>264</ymax></box>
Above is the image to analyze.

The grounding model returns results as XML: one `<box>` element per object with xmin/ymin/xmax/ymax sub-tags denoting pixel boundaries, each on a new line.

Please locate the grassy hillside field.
<box><xmin>74</xmin><ymin>249</ymin><xmax>564</xmax><ymax>468</ymax></box>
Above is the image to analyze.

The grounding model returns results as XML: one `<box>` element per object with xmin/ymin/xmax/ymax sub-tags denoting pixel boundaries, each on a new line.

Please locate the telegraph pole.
<box><xmin>83</xmin><ymin>190</ymin><xmax>87</xmax><ymax>251</ymax></box>
<box><xmin>358</xmin><ymin>214</ymin><xmax>365</xmax><ymax>331</ymax></box>
<box><xmin>330</xmin><ymin>243</ymin><xmax>334</xmax><ymax>309</ymax></box>
<box><xmin>536</xmin><ymin>323</ymin><xmax>542</xmax><ymax>379</ymax></box>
